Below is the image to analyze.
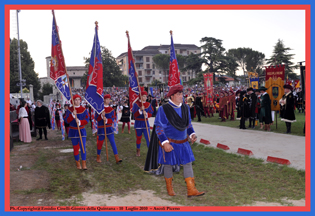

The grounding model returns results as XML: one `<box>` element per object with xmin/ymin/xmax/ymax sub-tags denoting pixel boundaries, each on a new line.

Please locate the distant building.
<box><xmin>40</xmin><ymin>57</ymin><xmax>86</xmax><ymax>90</ymax></box>
<box><xmin>116</xmin><ymin>44</ymin><xmax>201</xmax><ymax>85</ymax></box>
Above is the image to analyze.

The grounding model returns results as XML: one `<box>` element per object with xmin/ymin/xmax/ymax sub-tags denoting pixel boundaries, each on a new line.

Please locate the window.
<box><xmin>188</xmin><ymin>72</ymin><xmax>190</xmax><ymax>75</ymax></box>
<box><xmin>194</xmin><ymin>51</ymin><xmax>197</xmax><ymax>53</ymax></box>
<box><xmin>153</xmin><ymin>64</ymin><xmax>155</xmax><ymax>69</ymax></box>
<box><xmin>175</xmin><ymin>50</ymin><xmax>177</xmax><ymax>54</ymax></box>
<box><xmin>146</xmin><ymin>64</ymin><xmax>150</xmax><ymax>69</ymax></box>
<box><xmin>138</xmin><ymin>71</ymin><xmax>142</xmax><ymax>76</ymax></box>
<box><xmin>139</xmin><ymin>78</ymin><xmax>142</xmax><ymax>83</ymax></box>
<box><xmin>187</xmin><ymin>51</ymin><xmax>189</xmax><ymax>55</ymax></box>
<box><xmin>153</xmin><ymin>71</ymin><xmax>155</xmax><ymax>75</ymax></box>
<box><xmin>159</xmin><ymin>71</ymin><xmax>161</xmax><ymax>74</ymax></box>
<box><xmin>165</xmin><ymin>51</ymin><xmax>167</xmax><ymax>54</ymax></box>
<box><xmin>153</xmin><ymin>77</ymin><xmax>155</xmax><ymax>80</ymax></box>
<box><xmin>146</xmin><ymin>57</ymin><xmax>150</xmax><ymax>62</ymax></box>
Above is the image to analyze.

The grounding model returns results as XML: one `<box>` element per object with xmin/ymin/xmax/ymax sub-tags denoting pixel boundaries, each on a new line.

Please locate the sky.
<box><xmin>9</xmin><ymin>9</ymin><xmax>305</xmax><ymax>78</ymax></box>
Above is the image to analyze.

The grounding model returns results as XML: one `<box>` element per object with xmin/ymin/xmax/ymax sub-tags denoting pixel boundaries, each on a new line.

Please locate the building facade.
<box><xmin>116</xmin><ymin>44</ymin><xmax>201</xmax><ymax>86</ymax></box>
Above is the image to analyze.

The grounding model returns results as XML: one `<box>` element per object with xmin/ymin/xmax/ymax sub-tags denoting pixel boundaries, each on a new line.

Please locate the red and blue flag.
<box><xmin>168</xmin><ymin>33</ymin><xmax>181</xmax><ymax>87</ymax></box>
<box><xmin>85</xmin><ymin>23</ymin><xmax>104</xmax><ymax>114</ymax></box>
<box><xmin>127</xmin><ymin>32</ymin><xmax>139</xmax><ymax>110</ymax></box>
<box><xmin>50</xmin><ymin>11</ymin><xmax>71</xmax><ymax>101</ymax></box>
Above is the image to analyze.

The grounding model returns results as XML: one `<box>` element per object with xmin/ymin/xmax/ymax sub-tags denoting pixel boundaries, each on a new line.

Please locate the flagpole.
<box><xmin>126</xmin><ymin>31</ymin><xmax>150</xmax><ymax>143</ymax></box>
<box><xmin>95</xmin><ymin>21</ymin><xmax>109</xmax><ymax>161</ymax></box>
<box><xmin>52</xmin><ymin>10</ymin><xmax>85</xmax><ymax>154</ymax></box>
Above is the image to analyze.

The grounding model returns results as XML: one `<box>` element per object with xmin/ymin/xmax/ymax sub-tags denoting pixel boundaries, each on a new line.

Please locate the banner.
<box><xmin>50</xmin><ymin>11</ymin><xmax>71</xmax><ymax>101</ymax></box>
<box><xmin>51</xmin><ymin>107</ymin><xmax>56</xmax><ymax>130</ymax></box>
<box><xmin>85</xmin><ymin>22</ymin><xmax>104</xmax><ymax>115</ymax></box>
<box><xmin>58</xmin><ymin>110</ymin><xmax>65</xmax><ymax>141</ymax></box>
<box><xmin>265</xmin><ymin>65</ymin><xmax>285</xmax><ymax>111</ymax></box>
<box><xmin>249</xmin><ymin>77</ymin><xmax>259</xmax><ymax>89</ymax></box>
<box><xmin>126</xmin><ymin>32</ymin><xmax>139</xmax><ymax>110</ymax></box>
<box><xmin>265</xmin><ymin>65</ymin><xmax>285</xmax><ymax>81</ymax></box>
<box><xmin>91</xmin><ymin>108</ymin><xmax>98</xmax><ymax>135</ymax></box>
<box><xmin>168</xmin><ymin>32</ymin><xmax>181</xmax><ymax>87</ymax></box>
<box><xmin>203</xmin><ymin>73</ymin><xmax>214</xmax><ymax>106</ymax></box>
<box><xmin>294</xmin><ymin>79</ymin><xmax>300</xmax><ymax>89</ymax></box>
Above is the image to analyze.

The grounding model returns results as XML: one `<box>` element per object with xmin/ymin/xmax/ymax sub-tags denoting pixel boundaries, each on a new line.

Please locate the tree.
<box><xmin>184</xmin><ymin>53</ymin><xmax>204</xmax><ymax>79</ymax></box>
<box><xmin>266</xmin><ymin>39</ymin><xmax>298</xmax><ymax>79</ymax></box>
<box><xmin>200</xmin><ymin>37</ymin><xmax>227</xmax><ymax>76</ymax></box>
<box><xmin>245</xmin><ymin>50</ymin><xmax>265</xmax><ymax>74</ymax></box>
<box><xmin>152</xmin><ymin>54</ymin><xmax>170</xmax><ymax>83</ymax></box>
<box><xmin>150</xmin><ymin>79</ymin><xmax>162</xmax><ymax>86</ymax></box>
<box><xmin>38</xmin><ymin>83</ymin><xmax>53</xmax><ymax>100</ymax></box>
<box><xmin>10</xmin><ymin>38</ymin><xmax>41</xmax><ymax>99</ymax></box>
<box><xmin>224</xmin><ymin>54</ymin><xmax>239</xmax><ymax>78</ymax></box>
<box><xmin>20</xmin><ymin>87</ymin><xmax>29</xmax><ymax>93</ymax></box>
<box><xmin>227</xmin><ymin>47</ymin><xmax>251</xmax><ymax>76</ymax></box>
<box><xmin>83</xmin><ymin>46</ymin><xmax>129</xmax><ymax>87</ymax></box>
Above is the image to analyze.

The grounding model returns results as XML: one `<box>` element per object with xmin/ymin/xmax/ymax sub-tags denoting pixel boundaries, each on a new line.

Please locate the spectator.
<box><xmin>18</xmin><ymin>100</ymin><xmax>32</xmax><ymax>143</ymax></box>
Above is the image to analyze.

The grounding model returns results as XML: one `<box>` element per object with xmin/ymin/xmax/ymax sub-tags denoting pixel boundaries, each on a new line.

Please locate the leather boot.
<box><xmin>264</xmin><ymin>124</ymin><xmax>267</xmax><ymax>131</ymax></box>
<box><xmin>136</xmin><ymin>148</ymin><xmax>140</xmax><ymax>157</ymax></box>
<box><xmin>185</xmin><ymin>177</ymin><xmax>205</xmax><ymax>197</ymax></box>
<box><xmin>82</xmin><ymin>160</ymin><xmax>87</xmax><ymax>170</ymax></box>
<box><xmin>75</xmin><ymin>160</ymin><xmax>82</xmax><ymax>170</ymax></box>
<box><xmin>114</xmin><ymin>154</ymin><xmax>122</xmax><ymax>164</ymax></box>
<box><xmin>96</xmin><ymin>155</ymin><xmax>101</xmax><ymax>163</ymax></box>
<box><xmin>165</xmin><ymin>177</ymin><xmax>176</xmax><ymax>196</ymax></box>
<box><xmin>267</xmin><ymin>124</ymin><xmax>271</xmax><ymax>131</ymax></box>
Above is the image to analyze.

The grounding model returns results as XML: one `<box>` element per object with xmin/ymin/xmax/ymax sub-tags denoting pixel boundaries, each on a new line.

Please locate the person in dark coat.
<box><xmin>235</xmin><ymin>90</ymin><xmax>241</xmax><ymax>119</ymax></box>
<box><xmin>259</xmin><ymin>86</ymin><xmax>272</xmax><ymax>131</ymax></box>
<box><xmin>247</xmin><ymin>87</ymin><xmax>257</xmax><ymax>128</ymax></box>
<box><xmin>55</xmin><ymin>104</ymin><xmax>61</xmax><ymax>130</ymax></box>
<box><xmin>279</xmin><ymin>85</ymin><xmax>296</xmax><ymax>133</ymax></box>
<box><xmin>255</xmin><ymin>89</ymin><xmax>263</xmax><ymax>129</ymax></box>
<box><xmin>195</xmin><ymin>93</ymin><xmax>203</xmax><ymax>122</ymax></box>
<box><xmin>239</xmin><ymin>90</ymin><xmax>249</xmax><ymax>129</ymax></box>
<box><xmin>35</xmin><ymin>100</ymin><xmax>51</xmax><ymax>140</ymax></box>
<box><xmin>120</xmin><ymin>100</ymin><xmax>131</xmax><ymax>134</ymax></box>
<box><xmin>151</xmin><ymin>96</ymin><xmax>157</xmax><ymax>117</ymax></box>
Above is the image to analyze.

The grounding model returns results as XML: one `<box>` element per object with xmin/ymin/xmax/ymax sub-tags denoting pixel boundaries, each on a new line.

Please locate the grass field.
<box><xmin>192</xmin><ymin>110</ymin><xmax>305</xmax><ymax>136</ymax></box>
<box><xmin>13</xmin><ymin>123</ymin><xmax>305</xmax><ymax>206</ymax></box>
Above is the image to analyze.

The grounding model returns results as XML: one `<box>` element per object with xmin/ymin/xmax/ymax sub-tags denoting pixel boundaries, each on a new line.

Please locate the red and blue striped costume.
<box><xmin>132</xmin><ymin>100</ymin><xmax>153</xmax><ymax>149</ymax></box>
<box><xmin>95</xmin><ymin>106</ymin><xmax>118</xmax><ymax>156</ymax></box>
<box><xmin>65</xmin><ymin>106</ymin><xmax>89</xmax><ymax>161</ymax></box>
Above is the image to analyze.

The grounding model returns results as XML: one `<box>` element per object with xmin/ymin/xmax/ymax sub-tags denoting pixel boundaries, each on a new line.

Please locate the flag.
<box><xmin>295</xmin><ymin>79</ymin><xmax>300</xmax><ymax>89</ymax></box>
<box><xmin>168</xmin><ymin>32</ymin><xmax>181</xmax><ymax>87</ymax></box>
<box><xmin>51</xmin><ymin>107</ymin><xmax>56</xmax><ymax>130</ymax></box>
<box><xmin>85</xmin><ymin>23</ymin><xmax>104</xmax><ymax>115</ymax></box>
<box><xmin>113</xmin><ymin>110</ymin><xmax>119</xmax><ymax>134</ymax></box>
<box><xmin>127</xmin><ymin>32</ymin><xmax>139</xmax><ymax>110</ymax></box>
<box><xmin>250</xmin><ymin>77</ymin><xmax>259</xmax><ymax>89</ymax></box>
<box><xmin>50</xmin><ymin>11</ymin><xmax>71</xmax><ymax>101</ymax></box>
<box><xmin>48</xmin><ymin>98</ymin><xmax>53</xmax><ymax>116</ymax></box>
<box><xmin>59</xmin><ymin>110</ymin><xmax>65</xmax><ymax>141</ymax></box>
<box><xmin>91</xmin><ymin>108</ymin><xmax>98</xmax><ymax>135</ymax></box>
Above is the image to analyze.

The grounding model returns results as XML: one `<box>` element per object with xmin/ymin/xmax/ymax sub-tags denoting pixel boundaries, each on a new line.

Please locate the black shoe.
<box><xmin>36</xmin><ymin>138</ymin><xmax>42</xmax><ymax>141</ymax></box>
<box><xmin>242</xmin><ymin>127</ymin><xmax>247</xmax><ymax>130</ymax></box>
<box><xmin>45</xmin><ymin>137</ymin><xmax>48</xmax><ymax>140</ymax></box>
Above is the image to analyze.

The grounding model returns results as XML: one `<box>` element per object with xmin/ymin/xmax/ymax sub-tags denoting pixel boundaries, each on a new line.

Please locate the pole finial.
<box><xmin>170</xmin><ymin>30</ymin><xmax>173</xmax><ymax>35</ymax></box>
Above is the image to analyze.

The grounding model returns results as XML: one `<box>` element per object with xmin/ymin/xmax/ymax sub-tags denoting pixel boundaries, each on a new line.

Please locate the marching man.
<box><xmin>95</xmin><ymin>94</ymin><xmax>122</xmax><ymax>164</ymax></box>
<box><xmin>132</xmin><ymin>89</ymin><xmax>153</xmax><ymax>156</ymax></box>
<box><xmin>65</xmin><ymin>94</ymin><xmax>89</xmax><ymax>170</ymax></box>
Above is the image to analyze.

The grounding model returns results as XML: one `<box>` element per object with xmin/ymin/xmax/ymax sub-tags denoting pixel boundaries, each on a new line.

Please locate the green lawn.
<box><xmin>13</xmin><ymin>124</ymin><xmax>305</xmax><ymax>206</ymax></box>
<box><xmin>192</xmin><ymin>110</ymin><xmax>305</xmax><ymax>136</ymax></box>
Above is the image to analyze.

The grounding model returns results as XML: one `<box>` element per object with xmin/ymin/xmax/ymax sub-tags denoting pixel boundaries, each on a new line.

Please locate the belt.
<box><xmin>98</xmin><ymin>125</ymin><xmax>112</xmax><ymax>128</ymax></box>
<box><xmin>23</xmin><ymin>116</ymin><xmax>28</xmax><ymax>118</ymax></box>
<box><xmin>135</xmin><ymin>118</ymin><xmax>147</xmax><ymax>121</ymax></box>
<box><xmin>168</xmin><ymin>137</ymin><xmax>189</xmax><ymax>144</ymax></box>
<box><xmin>70</xmin><ymin>126</ymin><xmax>85</xmax><ymax>130</ymax></box>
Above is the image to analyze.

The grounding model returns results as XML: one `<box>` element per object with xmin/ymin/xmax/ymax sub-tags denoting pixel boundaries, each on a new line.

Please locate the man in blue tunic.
<box><xmin>132</xmin><ymin>90</ymin><xmax>153</xmax><ymax>156</ymax></box>
<box><xmin>144</xmin><ymin>85</ymin><xmax>205</xmax><ymax>197</ymax></box>
<box><xmin>65</xmin><ymin>94</ymin><xmax>89</xmax><ymax>170</ymax></box>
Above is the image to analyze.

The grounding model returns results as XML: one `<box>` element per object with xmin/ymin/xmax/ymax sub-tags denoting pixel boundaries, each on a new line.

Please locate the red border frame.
<box><xmin>5</xmin><ymin>4</ymin><xmax>311</xmax><ymax>212</ymax></box>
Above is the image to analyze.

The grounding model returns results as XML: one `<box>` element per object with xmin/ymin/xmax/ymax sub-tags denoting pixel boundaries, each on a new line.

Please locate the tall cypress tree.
<box><xmin>266</xmin><ymin>39</ymin><xmax>298</xmax><ymax>79</ymax></box>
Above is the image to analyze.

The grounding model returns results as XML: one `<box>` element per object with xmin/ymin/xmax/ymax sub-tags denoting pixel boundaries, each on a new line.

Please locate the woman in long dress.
<box><xmin>19</xmin><ymin>100</ymin><xmax>32</xmax><ymax>143</ymax></box>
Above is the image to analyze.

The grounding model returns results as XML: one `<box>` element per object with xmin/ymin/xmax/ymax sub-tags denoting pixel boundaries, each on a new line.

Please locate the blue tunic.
<box><xmin>65</xmin><ymin>106</ymin><xmax>89</xmax><ymax>138</ymax></box>
<box><xmin>132</xmin><ymin>100</ymin><xmax>153</xmax><ymax>129</ymax></box>
<box><xmin>154</xmin><ymin>100</ymin><xmax>195</xmax><ymax>165</ymax></box>
<box><xmin>95</xmin><ymin>106</ymin><xmax>115</xmax><ymax>136</ymax></box>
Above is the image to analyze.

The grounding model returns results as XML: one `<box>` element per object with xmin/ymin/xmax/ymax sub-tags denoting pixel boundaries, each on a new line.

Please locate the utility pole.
<box><xmin>16</xmin><ymin>10</ymin><xmax>24</xmax><ymax>99</ymax></box>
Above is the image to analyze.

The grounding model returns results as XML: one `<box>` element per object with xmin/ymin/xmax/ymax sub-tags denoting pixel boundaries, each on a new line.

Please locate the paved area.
<box><xmin>117</xmin><ymin>113</ymin><xmax>306</xmax><ymax>170</ymax></box>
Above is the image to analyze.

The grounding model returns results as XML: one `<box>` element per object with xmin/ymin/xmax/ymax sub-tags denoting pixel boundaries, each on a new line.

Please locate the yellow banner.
<box><xmin>265</xmin><ymin>77</ymin><xmax>284</xmax><ymax>111</ymax></box>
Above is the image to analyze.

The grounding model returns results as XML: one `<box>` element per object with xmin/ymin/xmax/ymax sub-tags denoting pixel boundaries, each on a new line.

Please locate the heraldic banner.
<box><xmin>250</xmin><ymin>77</ymin><xmax>259</xmax><ymax>89</ymax></box>
<box><xmin>203</xmin><ymin>73</ymin><xmax>214</xmax><ymax>106</ymax></box>
<box><xmin>265</xmin><ymin>65</ymin><xmax>285</xmax><ymax>111</ymax></box>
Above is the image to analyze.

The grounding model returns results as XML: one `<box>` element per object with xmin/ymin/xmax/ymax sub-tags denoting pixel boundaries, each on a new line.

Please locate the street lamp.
<box><xmin>16</xmin><ymin>10</ymin><xmax>23</xmax><ymax>99</ymax></box>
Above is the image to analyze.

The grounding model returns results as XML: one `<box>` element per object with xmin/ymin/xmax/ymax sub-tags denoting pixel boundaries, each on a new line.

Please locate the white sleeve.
<box><xmin>138</xmin><ymin>110</ymin><xmax>143</xmax><ymax>115</ymax></box>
